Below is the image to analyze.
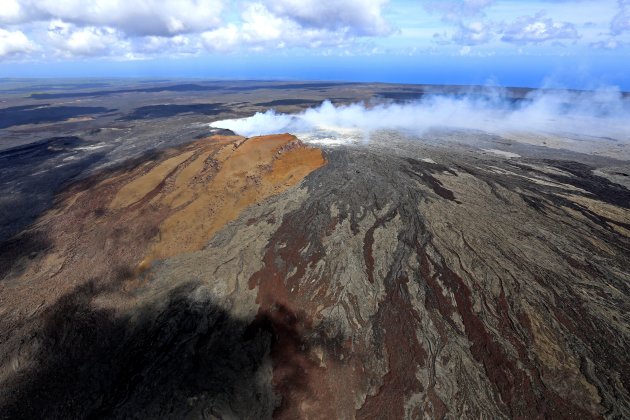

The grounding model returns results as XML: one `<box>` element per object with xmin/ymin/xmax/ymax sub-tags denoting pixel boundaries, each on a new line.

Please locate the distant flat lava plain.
<box><xmin>0</xmin><ymin>80</ymin><xmax>629</xmax><ymax>419</ymax></box>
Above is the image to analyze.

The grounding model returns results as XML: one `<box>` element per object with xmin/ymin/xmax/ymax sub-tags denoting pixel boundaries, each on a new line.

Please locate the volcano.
<box><xmin>1</xmin><ymin>81</ymin><xmax>629</xmax><ymax>419</ymax></box>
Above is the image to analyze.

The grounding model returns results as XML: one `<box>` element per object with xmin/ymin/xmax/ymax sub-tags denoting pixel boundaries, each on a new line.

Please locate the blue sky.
<box><xmin>1</xmin><ymin>0</ymin><xmax>629</xmax><ymax>89</ymax></box>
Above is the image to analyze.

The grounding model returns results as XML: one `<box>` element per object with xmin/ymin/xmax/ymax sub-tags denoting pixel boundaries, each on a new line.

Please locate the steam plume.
<box><xmin>210</xmin><ymin>87</ymin><xmax>630</xmax><ymax>145</ymax></box>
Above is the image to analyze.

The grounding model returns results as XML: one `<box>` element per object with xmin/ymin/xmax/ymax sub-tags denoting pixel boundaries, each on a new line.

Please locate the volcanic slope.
<box><xmin>1</xmin><ymin>132</ymin><xmax>629</xmax><ymax>419</ymax></box>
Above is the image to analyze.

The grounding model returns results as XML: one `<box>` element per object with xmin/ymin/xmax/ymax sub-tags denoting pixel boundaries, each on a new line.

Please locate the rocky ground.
<box><xmin>0</xmin><ymin>81</ymin><xmax>629</xmax><ymax>419</ymax></box>
<box><xmin>0</xmin><ymin>132</ymin><xmax>628</xmax><ymax>418</ymax></box>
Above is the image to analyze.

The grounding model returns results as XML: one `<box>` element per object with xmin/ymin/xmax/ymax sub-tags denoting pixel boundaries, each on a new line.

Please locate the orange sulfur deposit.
<box><xmin>110</xmin><ymin>134</ymin><xmax>326</xmax><ymax>266</ymax></box>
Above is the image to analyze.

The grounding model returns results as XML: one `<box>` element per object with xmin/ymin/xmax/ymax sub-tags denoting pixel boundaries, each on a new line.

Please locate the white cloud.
<box><xmin>591</xmin><ymin>37</ymin><xmax>626</xmax><ymax>49</ymax></box>
<box><xmin>261</xmin><ymin>0</ymin><xmax>392</xmax><ymax>36</ymax></box>
<box><xmin>140</xmin><ymin>35</ymin><xmax>197</xmax><ymax>54</ymax></box>
<box><xmin>201</xmin><ymin>24</ymin><xmax>240</xmax><ymax>52</ymax></box>
<box><xmin>47</xmin><ymin>20</ymin><xmax>125</xmax><ymax>57</ymax></box>
<box><xmin>0</xmin><ymin>0</ymin><xmax>393</xmax><ymax>59</ymax></box>
<box><xmin>0</xmin><ymin>0</ymin><xmax>24</xmax><ymax>22</ymax></box>
<box><xmin>452</xmin><ymin>20</ymin><xmax>494</xmax><ymax>45</ymax></box>
<box><xmin>501</xmin><ymin>13</ymin><xmax>580</xmax><ymax>44</ymax></box>
<box><xmin>0</xmin><ymin>0</ymin><xmax>625</xmax><ymax>61</ymax></box>
<box><xmin>611</xmin><ymin>0</ymin><xmax>630</xmax><ymax>34</ymax></box>
<box><xmin>423</xmin><ymin>0</ymin><xmax>495</xmax><ymax>22</ymax></box>
<box><xmin>202</xmin><ymin>3</ymin><xmax>356</xmax><ymax>52</ymax></box>
<box><xmin>423</xmin><ymin>0</ymin><xmax>497</xmax><ymax>46</ymax></box>
<box><xmin>0</xmin><ymin>27</ymin><xmax>37</xmax><ymax>57</ymax></box>
<box><xmin>241</xmin><ymin>4</ymin><xmax>286</xmax><ymax>44</ymax></box>
<box><xmin>0</xmin><ymin>0</ymin><xmax>225</xmax><ymax>36</ymax></box>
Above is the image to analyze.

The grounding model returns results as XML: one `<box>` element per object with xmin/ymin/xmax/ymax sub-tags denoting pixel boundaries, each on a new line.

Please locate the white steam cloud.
<box><xmin>210</xmin><ymin>87</ymin><xmax>630</xmax><ymax>148</ymax></box>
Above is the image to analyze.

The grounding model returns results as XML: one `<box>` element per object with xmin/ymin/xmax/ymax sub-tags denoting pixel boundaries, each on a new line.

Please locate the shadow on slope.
<box><xmin>118</xmin><ymin>103</ymin><xmax>227</xmax><ymax>121</ymax></box>
<box><xmin>0</xmin><ymin>279</ymin><xmax>277</xmax><ymax>419</ymax></box>
<box><xmin>0</xmin><ymin>105</ymin><xmax>113</xmax><ymax>129</ymax></box>
<box><xmin>0</xmin><ymin>137</ymin><xmax>106</xmax><ymax>245</ymax></box>
<box><xmin>0</xmin><ymin>273</ymin><xmax>349</xmax><ymax>419</ymax></box>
